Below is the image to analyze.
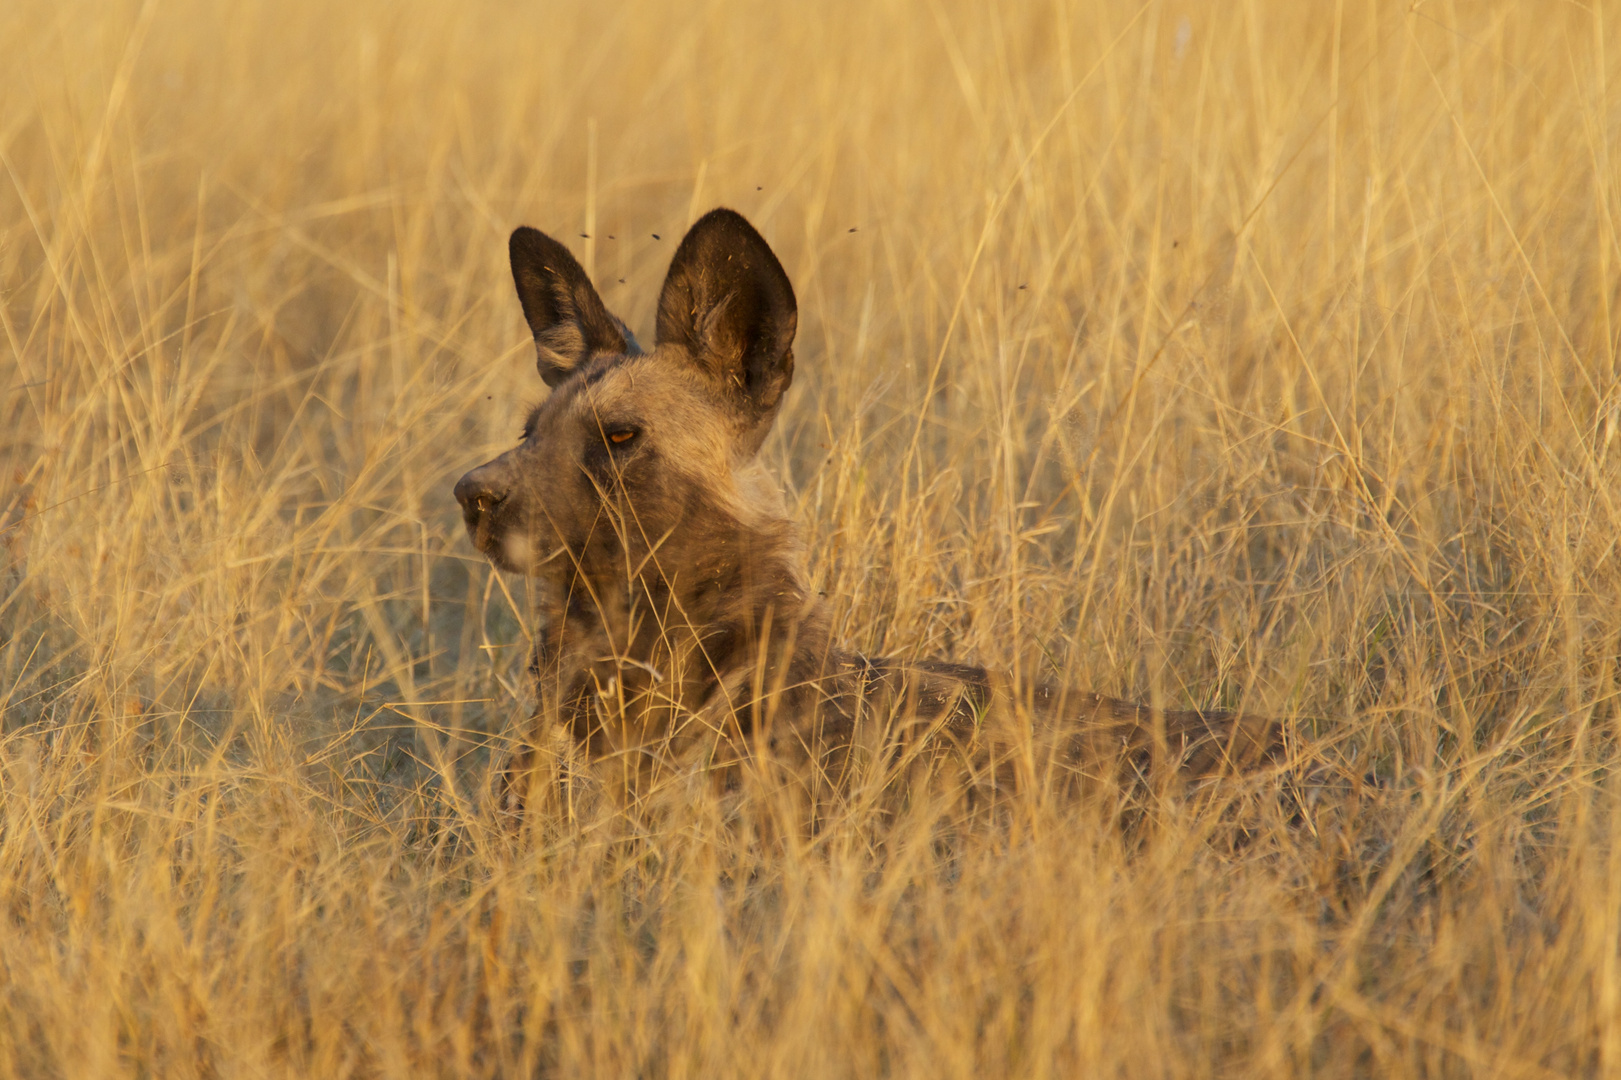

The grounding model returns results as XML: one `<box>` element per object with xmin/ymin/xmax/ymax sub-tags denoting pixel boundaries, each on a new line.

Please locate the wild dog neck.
<box><xmin>528</xmin><ymin>485</ymin><xmax>828</xmax><ymax>756</ymax></box>
<box><xmin>537</xmin><ymin>476</ymin><xmax>822</xmax><ymax>670</ymax></box>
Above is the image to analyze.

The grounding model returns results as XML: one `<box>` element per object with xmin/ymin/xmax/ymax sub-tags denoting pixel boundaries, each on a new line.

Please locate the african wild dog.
<box><xmin>454</xmin><ymin>208</ymin><xmax>1279</xmax><ymax>813</ymax></box>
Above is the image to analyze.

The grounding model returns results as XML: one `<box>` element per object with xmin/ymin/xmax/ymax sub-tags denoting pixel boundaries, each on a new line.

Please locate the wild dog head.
<box><xmin>453</xmin><ymin>209</ymin><xmax>798</xmax><ymax>587</ymax></box>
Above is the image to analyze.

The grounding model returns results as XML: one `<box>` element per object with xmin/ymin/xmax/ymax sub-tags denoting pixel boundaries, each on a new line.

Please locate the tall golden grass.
<box><xmin>2</xmin><ymin>0</ymin><xmax>1618</xmax><ymax>1074</ymax></box>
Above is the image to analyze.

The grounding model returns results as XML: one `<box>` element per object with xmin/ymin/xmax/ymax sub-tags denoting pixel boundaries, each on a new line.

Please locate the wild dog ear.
<box><xmin>509</xmin><ymin>226</ymin><xmax>631</xmax><ymax>387</ymax></box>
<box><xmin>654</xmin><ymin>209</ymin><xmax>797</xmax><ymax>435</ymax></box>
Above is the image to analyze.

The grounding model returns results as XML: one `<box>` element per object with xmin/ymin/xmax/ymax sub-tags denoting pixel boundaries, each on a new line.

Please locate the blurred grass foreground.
<box><xmin>3</xmin><ymin>0</ymin><xmax>1621</xmax><ymax>1075</ymax></box>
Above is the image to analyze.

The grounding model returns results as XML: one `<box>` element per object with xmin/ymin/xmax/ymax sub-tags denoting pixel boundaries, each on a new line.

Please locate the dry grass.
<box><xmin>2</xmin><ymin>0</ymin><xmax>1619</xmax><ymax>1074</ymax></box>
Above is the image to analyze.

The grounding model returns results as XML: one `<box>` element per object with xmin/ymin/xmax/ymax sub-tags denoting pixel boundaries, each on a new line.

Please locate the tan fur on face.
<box><xmin>575</xmin><ymin>353</ymin><xmax>793</xmax><ymax>529</ymax></box>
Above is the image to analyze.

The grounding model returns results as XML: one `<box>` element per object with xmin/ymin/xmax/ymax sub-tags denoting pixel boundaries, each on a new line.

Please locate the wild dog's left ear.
<box><xmin>510</xmin><ymin>226</ymin><xmax>632</xmax><ymax>387</ymax></box>
<box><xmin>655</xmin><ymin>209</ymin><xmax>797</xmax><ymax>437</ymax></box>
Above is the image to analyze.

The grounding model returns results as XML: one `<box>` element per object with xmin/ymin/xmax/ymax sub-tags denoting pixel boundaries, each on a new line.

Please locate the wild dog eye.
<box><xmin>519</xmin><ymin>405</ymin><xmax>542</xmax><ymax>442</ymax></box>
<box><xmin>607</xmin><ymin>428</ymin><xmax>638</xmax><ymax>445</ymax></box>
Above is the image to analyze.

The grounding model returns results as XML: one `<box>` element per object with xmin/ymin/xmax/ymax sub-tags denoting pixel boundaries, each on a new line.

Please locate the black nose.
<box><xmin>454</xmin><ymin>468</ymin><xmax>508</xmax><ymax>516</ymax></box>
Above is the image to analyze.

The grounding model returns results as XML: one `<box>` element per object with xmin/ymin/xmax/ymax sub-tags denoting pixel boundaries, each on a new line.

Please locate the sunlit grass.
<box><xmin>2</xmin><ymin>0</ymin><xmax>1619</xmax><ymax>1074</ymax></box>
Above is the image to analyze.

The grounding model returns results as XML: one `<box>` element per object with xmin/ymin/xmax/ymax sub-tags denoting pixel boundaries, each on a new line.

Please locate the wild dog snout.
<box><xmin>454</xmin><ymin>466</ymin><xmax>507</xmax><ymax>516</ymax></box>
<box><xmin>454</xmin><ymin>464</ymin><xmax>513</xmax><ymax>549</ymax></box>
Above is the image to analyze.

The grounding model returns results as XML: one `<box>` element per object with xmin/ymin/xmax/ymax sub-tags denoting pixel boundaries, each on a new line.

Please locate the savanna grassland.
<box><xmin>2</xmin><ymin>0</ymin><xmax>1620</xmax><ymax>1075</ymax></box>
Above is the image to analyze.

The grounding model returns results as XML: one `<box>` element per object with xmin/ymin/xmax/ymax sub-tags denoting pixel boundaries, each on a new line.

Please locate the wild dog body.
<box><xmin>455</xmin><ymin>210</ymin><xmax>1276</xmax><ymax>808</ymax></box>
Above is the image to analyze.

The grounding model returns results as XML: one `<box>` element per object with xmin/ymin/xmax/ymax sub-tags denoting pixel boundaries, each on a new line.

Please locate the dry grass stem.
<box><xmin>2</xmin><ymin>0</ymin><xmax>1619</xmax><ymax>1075</ymax></box>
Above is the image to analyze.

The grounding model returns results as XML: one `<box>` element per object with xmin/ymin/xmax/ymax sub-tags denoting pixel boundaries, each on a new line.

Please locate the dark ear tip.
<box><xmin>687</xmin><ymin>208</ymin><xmax>768</xmax><ymax>247</ymax></box>
<box><xmin>691</xmin><ymin>207</ymin><xmax>748</xmax><ymax>227</ymax></box>
<box><xmin>679</xmin><ymin>208</ymin><xmax>795</xmax><ymax>306</ymax></box>
<box><xmin>509</xmin><ymin>226</ymin><xmax>591</xmax><ymax>287</ymax></box>
<box><xmin>509</xmin><ymin>226</ymin><xmax>548</xmax><ymax>260</ymax></box>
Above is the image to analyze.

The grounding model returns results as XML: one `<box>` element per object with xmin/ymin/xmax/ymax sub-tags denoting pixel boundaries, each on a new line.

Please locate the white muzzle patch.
<box><xmin>501</xmin><ymin>531</ymin><xmax>533</xmax><ymax>570</ymax></box>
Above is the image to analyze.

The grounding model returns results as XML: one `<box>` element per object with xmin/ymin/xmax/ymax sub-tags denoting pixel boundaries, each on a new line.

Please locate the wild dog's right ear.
<box><xmin>655</xmin><ymin>209</ymin><xmax>797</xmax><ymax>437</ymax></box>
<box><xmin>509</xmin><ymin>226</ymin><xmax>630</xmax><ymax>387</ymax></box>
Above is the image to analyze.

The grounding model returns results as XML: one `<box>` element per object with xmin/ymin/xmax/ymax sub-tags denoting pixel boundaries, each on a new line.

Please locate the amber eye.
<box><xmin>608</xmin><ymin>428</ymin><xmax>637</xmax><ymax>445</ymax></box>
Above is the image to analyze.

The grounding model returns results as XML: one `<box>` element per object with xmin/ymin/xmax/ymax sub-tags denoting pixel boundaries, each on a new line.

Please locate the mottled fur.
<box><xmin>454</xmin><ymin>209</ymin><xmax>1278</xmax><ymax>812</ymax></box>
